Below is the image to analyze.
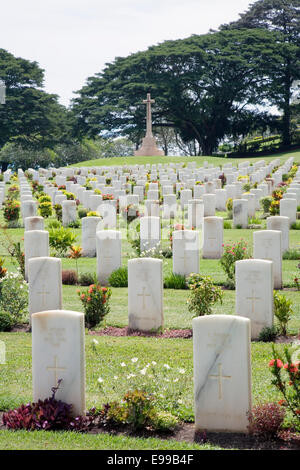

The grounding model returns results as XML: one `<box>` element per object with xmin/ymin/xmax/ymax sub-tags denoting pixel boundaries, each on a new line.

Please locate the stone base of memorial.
<box><xmin>134</xmin><ymin>135</ymin><xmax>164</xmax><ymax>156</ymax></box>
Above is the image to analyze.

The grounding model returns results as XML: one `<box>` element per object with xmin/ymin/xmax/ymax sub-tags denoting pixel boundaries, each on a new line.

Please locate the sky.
<box><xmin>0</xmin><ymin>0</ymin><xmax>254</xmax><ymax>107</ymax></box>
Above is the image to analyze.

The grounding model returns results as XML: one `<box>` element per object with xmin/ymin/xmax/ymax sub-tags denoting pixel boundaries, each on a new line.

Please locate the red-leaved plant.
<box><xmin>2</xmin><ymin>380</ymin><xmax>94</xmax><ymax>432</ymax></box>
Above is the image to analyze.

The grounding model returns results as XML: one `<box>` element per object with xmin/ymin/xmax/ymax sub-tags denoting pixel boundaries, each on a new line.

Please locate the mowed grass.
<box><xmin>0</xmin><ymin>151</ymin><xmax>299</xmax><ymax>449</ymax></box>
<box><xmin>69</xmin><ymin>148</ymin><xmax>300</xmax><ymax>167</ymax></box>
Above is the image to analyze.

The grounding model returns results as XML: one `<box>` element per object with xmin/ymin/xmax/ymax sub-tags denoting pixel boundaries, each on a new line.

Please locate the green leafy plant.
<box><xmin>260</xmin><ymin>196</ymin><xmax>273</xmax><ymax>214</ymax></box>
<box><xmin>164</xmin><ymin>273</ymin><xmax>187</xmax><ymax>289</ymax></box>
<box><xmin>220</xmin><ymin>239</ymin><xmax>250</xmax><ymax>288</ymax></box>
<box><xmin>187</xmin><ymin>274</ymin><xmax>223</xmax><ymax>316</ymax></box>
<box><xmin>226</xmin><ymin>197</ymin><xmax>233</xmax><ymax>219</ymax></box>
<box><xmin>39</xmin><ymin>201</ymin><xmax>52</xmax><ymax>218</ymax></box>
<box><xmin>0</xmin><ymin>271</ymin><xmax>28</xmax><ymax>323</ymax></box>
<box><xmin>3</xmin><ymin>200</ymin><xmax>20</xmax><ymax>223</ymax></box>
<box><xmin>273</xmin><ymin>291</ymin><xmax>293</xmax><ymax>336</ymax></box>
<box><xmin>78</xmin><ymin>208</ymin><xmax>88</xmax><ymax>219</ymax></box>
<box><xmin>53</xmin><ymin>204</ymin><xmax>62</xmax><ymax>222</ymax></box>
<box><xmin>49</xmin><ymin>226</ymin><xmax>77</xmax><ymax>257</ymax></box>
<box><xmin>108</xmin><ymin>267</ymin><xmax>128</xmax><ymax>287</ymax></box>
<box><xmin>248</xmin><ymin>402</ymin><xmax>285</xmax><ymax>439</ymax></box>
<box><xmin>77</xmin><ymin>284</ymin><xmax>111</xmax><ymax>328</ymax></box>
<box><xmin>258</xmin><ymin>325</ymin><xmax>278</xmax><ymax>343</ymax></box>
<box><xmin>269</xmin><ymin>346</ymin><xmax>300</xmax><ymax>424</ymax></box>
<box><xmin>0</xmin><ymin>311</ymin><xmax>15</xmax><ymax>332</ymax></box>
<box><xmin>78</xmin><ymin>272</ymin><xmax>97</xmax><ymax>286</ymax></box>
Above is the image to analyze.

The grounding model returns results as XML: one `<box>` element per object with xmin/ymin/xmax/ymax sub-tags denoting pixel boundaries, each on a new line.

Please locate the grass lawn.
<box><xmin>0</xmin><ymin>152</ymin><xmax>299</xmax><ymax>450</ymax></box>
<box><xmin>69</xmin><ymin>148</ymin><xmax>300</xmax><ymax>167</ymax></box>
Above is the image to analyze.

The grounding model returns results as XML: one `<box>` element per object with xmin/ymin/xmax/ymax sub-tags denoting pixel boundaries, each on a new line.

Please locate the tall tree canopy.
<box><xmin>71</xmin><ymin>28</ymin><xmax>287</xmax><ymax>155</ymax></box>
<box><xmin>219</xmin><ymin>0</ymin><xmax>300</xmax><ymax>146</ymax></box>
<box><xmin>0</xmin><ymin>48</ymin><xmax>71</xmax><ymax>151</ymax></box>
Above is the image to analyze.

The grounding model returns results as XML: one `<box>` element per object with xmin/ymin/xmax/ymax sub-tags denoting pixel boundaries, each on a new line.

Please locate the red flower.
<box><xmin>283</xmin><ymin>363</ymin><xmax>298</xmax><ymax>373</ymax></box>
<box><xmin>269</xmin><ymin>359</ymin><xmax>283</xmax><ymax>368</ymax></box>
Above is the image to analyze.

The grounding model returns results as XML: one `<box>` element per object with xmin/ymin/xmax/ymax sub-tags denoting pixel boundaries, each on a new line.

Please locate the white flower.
<box><xmin>131</xmin><ymin>357</ymin><xmax>138</xmax><ymax>363</ymax></box>
<box><xmin>120</xmin><ymin>362</ymin><xmax>126</xmax><ymax>367</ymax></box>
<box><xmin>178</xmin><ymin>368</ymin><xmax>185</xmax><ymax>374</ymax></box>
<box><xmin>151</xmin><ymin>361</ymin><xmax>157</xmax><ymax>366</ymax></box>
<box><xmin>92</xmin><ymin>339</ymin><xmax>99</xmax><ymax>345</ymax></box>
<box><xmin>113</xmin><ymin>376</ymin><xmax>118</xmax><ymax>380</ymax></box>
<box><xmin>97</xmin><ymin>377</ymin><xmax>104</xmax><ymax>383</ymax></box>
<box><xmin>159</xmin><ymin>394</ymin><xmax>164</xmax><ymax>398</ymax></box>
<box><xmin>140</xmin><ymin>368</ymin><xmax>147</xmax><ymax>375</ymax></box>
<box><xmin>177</xmin><ymin>399</ymin><xmax>183</xmax><ymax>404</ymax></box>
<box><xmin>173</xmin><ymin>378</ymin><xmax>179</xmax><ymax>383</ymax></box>
<box><xmin>163</xmin><ymin>364</ymin><xmax>171</xmax><ymax>369</ymax></box>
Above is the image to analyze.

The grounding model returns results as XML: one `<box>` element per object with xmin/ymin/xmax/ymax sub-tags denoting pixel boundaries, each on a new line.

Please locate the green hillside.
<box><xmin>69</xmin><ymin>149</ymin><xmax>300</xmax><ymax>168</ymax></box>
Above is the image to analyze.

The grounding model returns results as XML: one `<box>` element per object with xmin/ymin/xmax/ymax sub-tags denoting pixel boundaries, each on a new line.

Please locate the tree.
<box><xmin>72</xmin><ymin>29</ymin><xmax>283</xmax><ymax>155</ymax></box>
<box><xmin>219</xmin><ymin>0</ymin><xmax>300</xmax><ymax>146</ymax></box>
<box><xmin>0</xmin><ymin>48</ymin><xmax>72</xmax><ymax>170</ymax></box>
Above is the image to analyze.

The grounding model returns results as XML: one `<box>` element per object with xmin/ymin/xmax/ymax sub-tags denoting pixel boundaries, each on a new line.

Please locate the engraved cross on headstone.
<box><xmin>37</xmin><ymin>284</ymin><xmax>51</xmax><ymax>308</ymax></box>
<box><xmin>137</xmin><ymin>287</ymin><xmax>151</xmax><ymax>309</ymax></box>
<box><xmin>208</xmin><ymin>363</ymin><xmax>231</xmax><ymax>400</ymax></box>
<box><xmin>47</xmin><ymin>355</ymin><xmax>66</xmax><ymax>387</ymax></box>
<box><xmin>246</xmin><ymin>289</ymin><xmax>261</xmax><ymax>314</ymax></box>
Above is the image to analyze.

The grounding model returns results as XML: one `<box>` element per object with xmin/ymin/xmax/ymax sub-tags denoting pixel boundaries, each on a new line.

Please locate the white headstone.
<box><xmin>24</xmin><ymin>216</ymin><xmax>44</xmax><ymax>231</ymax></box>
<box><xmin>32</xmin><ymin>310</ymin><xmax>85</xmax><ymax>416</ymax></box>
<box><xmin>202</xmin><ymin>217</ymin><xmax>223</xmax><ymax>259</ymax></box>
<box><xmin>253</xmin><ymin>230</ymin><xmax>282</xmax><ymax>289</ymax></box>
<box><xmin>96</xmin><ymin>230</ymin><xmax>122</xmax><ymax>284</ymax></box>
<box><xmin>173</xmin><ymin>230</ymin><xmax>200</xmax><ymax>276</ymax></box>
<box><xmin>236</xmin><ymin>259</ymin><xmax>273</xmax><ymax>339</ymax></box>
<box><xmin>193</xmin><ymin>315</ymin><xmax>251</xmax><ymax>433</ymax></box>
<box><xmin>266</xmin><ymin>216</ymin><xmax>289</xmax><ymax>253</ymax></box>
<box><xmin>140</xmin><ymin>216</ymin><xmax>161</xmax><ymax>252</ymax></box>
<box><xmin>24</xmin><ymin>230</ymin><xmax>49</xmax><ymax>281</ymax></box>
<box><xmin>82</xmin><ymin>216</ymin><xmax>102</xmax><ymax>257</ymax></box>
<box><xmin>128</xmin><ymin>258</ymin><xmax>163</xmax><ymax>332</ymax></box>
<box><xmin>28</xmin><ymin>257</ymin><xmax>62</xmax><ymax>321</ymax></box>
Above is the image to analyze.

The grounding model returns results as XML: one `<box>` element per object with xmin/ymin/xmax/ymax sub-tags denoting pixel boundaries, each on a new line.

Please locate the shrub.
<box><xmin>78</xmin><ymin>208</ymin><xmax>88</xmax><ymax>219</ymax></box>
<box><xmin>8</xmin><ymin>242</ymin><xmax>25</xmax><ymax>278</ymax></box>
<box><xmin>49</xmin><ymin>226</ymin><xmax>77</xmax><ymax>257</ymax></box>
<box><xmin>3</xmin><ymin>200</ymin><xmax>20</xmax><ymax>222</ymax></box>
<box><xmin>269</xmin><ymin>346</ymin><xmax>300</xmax><ymax>424</ymax></box>
<box><xmin>220</xmin><ymin>240</ymin><xmax>250</xmax><ymax>288</ymax></box>
<box><xmin>149</xmin><ymin>410</ymin><xmax>178</xmax><ymax>432</ymax></box>
<box><xmin>62</xmin><ymin>269</ymin><xmax>78</xmax><ymax>285</ymax></box>
<box><xmin>67</xmin><ymin>219</ymin><xmax>81</xmax><ymax>228</ymax></box>
<box><xmin>164</xmin><ymin>273</ymin><xmax>187</xmax><ymax>289</ymax></box>
<box><xmin>108</xmin><ymin>267</ymin><xmax>128</xmax><ymax>287</ymax></box>
<box><xmin>258</xmin><ymin>325</ymin><xmax>278</xmax><ymax>342</ymax></box>
<box><xmin>291</xmin><ymin>221</ymin><xmax>300</xmax><ymax>230</ymax></box>
<box><xmin>53</xmin><ymin>204</ymin><xmax>62</xmax><ymax>222</ymax></box>
<box><xmin>7</xmin><ymin>185</ymin><xmax>20</xmax><ymax>200</ymax></box>
<box><xmin>0</xmin><ymin>258</ymin><xmax>7</xmax><ymax>280</ymax></box>
<box><xmin>261</xmin><ymin>196</ymin><xmax>273</xmax><ymax>214</ymax></box>
<box><xmin>39</xmin><ymin>201</ymin><xmax>52</xmax><ymax>218</ymax></box>
<box><xmin>78</xmin><ymin>272</ymin><xmax>97</xmax><ymax>286</ymax></box>
<box><xmin>77</xmin><ymin>284</ymin><xmax>111</xmax><ymax>328</ymax></box>
<box><xmin>243</xmin><ymin>183</ymin><xmax>251</xmax><ymax>192</ymax></box>
<box><xmin>223</xmin><ymin>220</ymin><xmax>232</xmax><ymax>229</ymax></box>
<box><xmin>282</xmin><ymin>249</ymin><xmax>300</xmax><ymax>260</ymax></box>
<box><xmin>63</xmin><ymin>191</ymin><xmax>76</xmax><ymax>200</ymax></box>
<box><xmin>273</xmin><ymin>291</ymin><xmax>293</xmax><ymax>336</ymax></box>
<box><xmin>226</xmin><ymin>198</ymin><xmax>233</xmax><ymax>219</ymax></box>
<box><xmin>0</xmin><ymin>272</ymin><xmax>28</xmax><ymax>322</ymax></box>
<box><xmin>38</xmin><ymin>195</ymin><xmax>51</xmax><ymax>204</ymax></box>
<box><xmin>87</xmin><ymin>211</ymin><xmax>100</xmax><ymax>217</ymax></box>
<box><xmin>0</xmin><ymin>311</ymin><xmax>15</xmax><ymax>332</ymax></box>
<box><xmin>187</xmin><ymin>274</ymin><xmax>223</xmax><ymax>316</ymax></box>
<box><xmin>248</xmin><ymin>402</ymin><xmax>285</xmax><ymax>438</ymax></box>
<box><xmin>269</xmin><ymin>200</ymin><xmax>280</xmax><ymax>216</ymax></box>
<box><xmin>2</xmin><ymin>382</ymin><xmax>92</xmax><ymax>431</ymax></box>
<box><xmin>47</xmin><ymin>219</ymin><xmax>62</xmax><ymax>230</ymax></box>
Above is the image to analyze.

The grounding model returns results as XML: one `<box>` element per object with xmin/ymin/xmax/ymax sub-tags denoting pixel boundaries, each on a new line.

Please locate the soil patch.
<box><xmin>0</xmin><ymin>413</ymin><xmax>298</xmax><ymax>450</ymax></box>
<box><xmin>89</xmin><ymin>327</ymin><xmax>192</xmax><ymax>339</ymax></box>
